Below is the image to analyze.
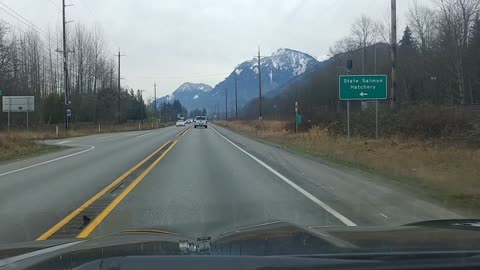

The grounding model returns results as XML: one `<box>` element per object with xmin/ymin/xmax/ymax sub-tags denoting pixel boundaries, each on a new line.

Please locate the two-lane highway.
<box><xmin>88</xmin><ymin>124</ymin><xmax>462</xmax><ymax>239</ymax></box>
<box><xmin>0</xmin><ymin>124</ymin><xmax>462</xmax><ymax>244</ymax></box>
<box><xmin>0</xmin><ymin>126</ymin><xmax>181</xmax><ymax>243</ymax></box>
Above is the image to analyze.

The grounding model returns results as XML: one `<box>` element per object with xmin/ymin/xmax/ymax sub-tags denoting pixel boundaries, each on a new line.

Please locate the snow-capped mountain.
<box><xmin>156</xmin><ymin>82</ymin><xmax>212</xmax><ymax>110</ymax></box>
<box><xmin>155</xmin><ymin>48</ymin><xmax>322</xmax><ymax>113</ymax></box>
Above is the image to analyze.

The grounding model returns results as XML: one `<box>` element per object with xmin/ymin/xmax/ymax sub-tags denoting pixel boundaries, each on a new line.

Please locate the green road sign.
<box><xmin>339</xmin><ymin>75</ymin><xmax>387</xmax><ymax>100</ymax></box>
<box><xmin>296</xmin><ymin>114</ymin><xmax>302</xmax><ymax>125</ymax></box>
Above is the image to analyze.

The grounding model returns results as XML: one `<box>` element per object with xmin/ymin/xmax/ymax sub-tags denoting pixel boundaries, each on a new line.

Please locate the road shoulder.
<box><xmin>212</xmin><ymin>123</ymin><xmax>466</xmax><ymax>225</ymax></box>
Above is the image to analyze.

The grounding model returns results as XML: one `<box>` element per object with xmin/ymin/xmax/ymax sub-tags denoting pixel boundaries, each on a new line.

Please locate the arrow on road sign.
<box><xmin>359</xmin><ymin>92</ymin><xmax>368</xmax><ymax>97</ymax></box>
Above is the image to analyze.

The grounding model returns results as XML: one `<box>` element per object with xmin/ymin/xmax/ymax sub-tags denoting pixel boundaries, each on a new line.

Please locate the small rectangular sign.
<box><xmin>339</xmin><ymin>75</ymin><xmax>388</xmax><ymax>100</ymax></box>
<box><xmin>2</xmin><ymin>96</ymin><xmax>35</xmax><ymax>112</ymax></box>
<box><xmin>296</xmin><ymin>114</ymin><xmax>302</xmax><ymax>125</ymax></box>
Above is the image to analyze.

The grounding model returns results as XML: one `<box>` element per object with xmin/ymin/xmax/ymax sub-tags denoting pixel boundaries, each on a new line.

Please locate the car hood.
<box><xmin>2</xmin><ymin>220</ymin><xmax>480</xmax><ymax>268</ymax></box>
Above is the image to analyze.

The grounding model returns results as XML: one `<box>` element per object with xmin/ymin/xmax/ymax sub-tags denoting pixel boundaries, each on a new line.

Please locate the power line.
<box><xmin>47</xmin><ymin>0</ymin><xmax>62</xmax><ymax>13</ymax></box>
<box><xmin>1</xmin><ymin>19</ymin><xmax>83</xmax><ymax>79</ymax></box>
<box><xmin>0</xmin><ymin>19</ymin><xmax>58</xmax><ymax>56</ymax></box>
<box><xmin>46</xmin><ymin>0</ymin><xmax>63</xmax><ymax>36</ymax></box>
<box><xmin>0</xmin><ymin>8</ymin><xmax>62</xmax><ymax>50</ymax></box>
<box><xmin>0</xmin><ymin>2</ymin><xmax>61</xmax><ymax>46</ymax></box>
<box><xmin>78</xmin><ymin>0</ymin><xmax>96</xmax><ymax>18</ymax></box>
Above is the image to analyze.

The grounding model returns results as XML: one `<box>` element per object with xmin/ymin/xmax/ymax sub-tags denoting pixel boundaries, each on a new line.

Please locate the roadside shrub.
<box><xmin>326</xmin><ymin>105</ymin><xmax>479</xmax><ymax>142</ymax></box>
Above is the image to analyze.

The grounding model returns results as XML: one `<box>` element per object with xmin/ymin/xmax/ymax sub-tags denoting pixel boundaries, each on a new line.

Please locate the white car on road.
<box><xmin>194</xmin><ymin>116</ymin><xmax>207</xmax><ymax>128</ymax></box>
<box><xmin>176</xmin><ymin>120</ymin><xmax>185</xmax><ymax>127</ymax></box>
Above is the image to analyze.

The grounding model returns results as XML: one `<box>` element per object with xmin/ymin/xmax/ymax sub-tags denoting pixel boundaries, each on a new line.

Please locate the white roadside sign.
<box><xmin>2</xmin><ymin>96</ymin><xmax>35</xmax><ymax>112</ymax></box>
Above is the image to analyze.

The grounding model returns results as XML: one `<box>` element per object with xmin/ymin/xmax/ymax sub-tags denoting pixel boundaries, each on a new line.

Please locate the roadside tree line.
<box><xmin>241</xmin><ymin>0</ymin><xmax>480</xmax><ymax>140</ymax></box>
<box><xmin>245</xmin><ymin>0</ymin><xmax>480</xmax><ymax>114</ymax></box>
<box><xmin>0</xmin><ymin>22</ymin><xmax>147</xmax><ymax>128</ymax></box>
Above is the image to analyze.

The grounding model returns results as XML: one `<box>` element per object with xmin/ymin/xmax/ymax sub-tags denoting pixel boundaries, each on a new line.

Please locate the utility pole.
<box><xmin>257</xmin><ymin>47</ymin><xmax>262</xmax><ymax>120</ymax></box>
<box><xmin>138</xmin><ymin>90</ymin><xmax>146</xmax><ymax>123</ymax></box>
<box><xmin>362</xmin><ymin>45</ymin><xmax>365</xmax><ymax>74</ymax></box>
<box><xmin>117</xmin><ymin>50</ymin><xmax>125</xmax><ymax>123</ymax></box>
<box><xmin>225</xmin><ymin>88</ymin><xmax>228</xmax><ymax>120</ymax></box>
<box><xmin>61</xmin><ymin>0</ymin><xmax>73</xmax><ymax>131</ymax></box>
<box><xmin>391</xmin><ymin>0</ymin><xmax>397</xmax><ymax>109</ymax></box>
<box><xmin>154</xmin><ymin>81</ymin><xmax>157</xmax><ymax>118</ymax></box>
<box><xmin>110</xmin><ymin>66</ymin><xmax>113</xmax><ymax>90</ymax></box>
<box><xmin>235</xmin><ymin>73</ymin><xmax>238</xmax><ymax>119</ymax></box>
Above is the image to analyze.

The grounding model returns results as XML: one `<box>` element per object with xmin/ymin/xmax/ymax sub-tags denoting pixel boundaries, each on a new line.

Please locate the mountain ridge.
<box><xmin>155</xmin><ymin>48</ymin><xmax>324</xmax><ymax>113</ymax></box>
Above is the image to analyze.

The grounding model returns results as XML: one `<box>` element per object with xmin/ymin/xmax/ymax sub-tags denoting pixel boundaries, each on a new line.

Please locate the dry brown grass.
<box><xmin>0</xmin><ymin>122</ymin><xmax>171</xmax><ymax>162</ymax></box>
<box><xmin>217</xmin><ymin>120</ymin><xmax>480</xmax><ymax>204</ymax></box>
<box><xmin>0</xmin><ymin>134</ymin><xmax>52</xmax><ymax>162</ymax></box>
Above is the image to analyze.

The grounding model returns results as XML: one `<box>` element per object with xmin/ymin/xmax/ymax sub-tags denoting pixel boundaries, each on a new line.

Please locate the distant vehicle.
<box><xmin>185</xmin><ymin>119</ymin><xmax>193</xmax><ymax>124</ymax></box>
<box><xmin>176</xmin><ymin>120</ymin><xmax>185</xmax><ymax>127</ymax></box>
<box><xmin>194</xmin><ymin>116</ymin><xmax>207</xmax><ymax>128</ymax></box>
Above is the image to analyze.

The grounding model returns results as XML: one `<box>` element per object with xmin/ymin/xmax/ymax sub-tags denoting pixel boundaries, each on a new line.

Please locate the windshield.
<box><xmin>0</xmin><ymin>0</ymin><xmax>479</xmax><ymax>265</ymax></box>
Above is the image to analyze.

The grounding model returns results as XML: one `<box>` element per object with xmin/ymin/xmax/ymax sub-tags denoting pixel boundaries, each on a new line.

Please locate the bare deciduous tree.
<box><xmin>0</xmin><ymin>21</ymin><xmax>148</xmax><ymax>126</ymax></box>
<box><xmin>350</xmin><ymin>14</ymin><xmax>379</xmax><ymax>73</ymax></box>
<box><xmin>437</xmin><ymin>0</ymin><xmax>480</xmax><ymax>104</ymax></box>
<box><xmin>408</xmin><ymin>0</ymin><xmax>436</xmax><ymax>52</ymax></box>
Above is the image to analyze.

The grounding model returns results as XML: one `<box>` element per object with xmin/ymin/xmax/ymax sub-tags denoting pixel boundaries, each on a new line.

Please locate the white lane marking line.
<box><xmin>211</xmin><ymin>127</ymin><xmax>357</xmax><ymax>227</ymax></box>
<box><xmin>97</xmin><ymin>134</ymin><xmax>122</xmax><ymax>139</ymax></box>
<box><xmin>379</xmin><ymin>212</ymin><xmax>389</xmax><ymax>219</ymax></box>
<box><xmin>0</xmin><ymin>144</ymin><xmax>95</xmax><ymax>177</ymax></box>
<box><xmin>56</xmin><ymin>140</ymin><xmax>72</xmax><ymax>145</ymax></box>
<box><xmin>136</xmin><ymin>131</ymin><xmax>155</xmax><ymax>138</ymax></box>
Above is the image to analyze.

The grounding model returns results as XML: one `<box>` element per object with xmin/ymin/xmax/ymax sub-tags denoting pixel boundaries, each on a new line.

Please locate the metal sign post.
<box><xmin>27</xmin><ymin>98</ymin><xmax>29</xmax><ymax>132</ymax></box>
<box><xmin>339</xmin><ymin>75</ymin><xmax>387</xmax><ymax>140</ymax></box>
<box><xmin>3</xmin><ymin>96</ymin><xmax>35</xmax><ymax>132</ymax></box>
<box><xmin>295</xmin><ymin>101</ymin><xmax>298</xmax><ymax>133</ymax></box>
<box><xmin>8</xmin><ymin>101</ymin><xmax>10</xmax><ymax>133</ymax></box>
<box><xmin>375</xmin><ymin>100</ymin><xmax>379</xmax><ymax>139</ymax></box>
<box><xmin>345</xmin><ymin>67</ymin><xmax>351</xmax><ymax>141</ymax></box>
<box><xmin>66</xmin><ymin>109</ymin><xmax>70</xmax><ymax>131</ymax></box>
<box><xmin>66</xmin><ymin>109</ymin><xmax>72</xmax><ymax>131</ymax></box>
<box><xmin>347</xmin><ymin>100</ymin><xmax>350</xmax><ymax>140</ymax></box>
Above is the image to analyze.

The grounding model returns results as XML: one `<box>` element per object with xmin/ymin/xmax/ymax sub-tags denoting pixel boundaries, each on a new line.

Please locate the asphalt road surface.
<box><xmin>0</xmin><ymin>124</ymin><xmax>463</xmax><ymax>244</ymax></box>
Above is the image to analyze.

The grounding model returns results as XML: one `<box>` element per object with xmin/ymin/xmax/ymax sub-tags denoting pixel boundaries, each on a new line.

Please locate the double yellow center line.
<box><xmin>37</xmin><ymin>140</ymin><xmax>178</xmax><ymax>240</ymax></box>
<box><xmin>176</xmin><ymin>126</ymin><xmax>191</xmax><ymax>137</ymax></box>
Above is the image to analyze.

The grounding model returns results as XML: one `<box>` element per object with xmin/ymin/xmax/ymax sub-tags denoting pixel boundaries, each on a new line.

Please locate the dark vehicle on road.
<box><xmin>2</xmin><ymin>220</ymin><xmax>480</xmax><ymax>269</ymax></box>
<box><xmin>194</xmin><ymin>116</ymin><xmax>207</xmax><ymax>129</ymax></box>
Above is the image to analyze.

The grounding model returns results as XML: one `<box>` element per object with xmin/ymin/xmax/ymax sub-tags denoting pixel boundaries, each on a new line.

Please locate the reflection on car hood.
<box><xmin>2</xmin><ymin>220</ymin><xmax>480</xmax><ymax>268</ymax></box>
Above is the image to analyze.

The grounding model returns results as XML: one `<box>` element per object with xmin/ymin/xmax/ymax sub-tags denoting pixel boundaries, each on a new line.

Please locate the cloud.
<box><xmin>2</xmin><ymin>0</ymin><xmax>416</xmax><ymax>98</ymax></box>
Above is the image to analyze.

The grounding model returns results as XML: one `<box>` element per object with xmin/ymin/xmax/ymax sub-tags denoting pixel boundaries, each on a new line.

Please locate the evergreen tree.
<box><xmin>400</xmin><ymin>26</ymin><xmax>415</xmax><ymax>48</ymax></box>
<box><xmin>398</xmin><ymin>26</ymin><xmax>419</xmax><ymax>102</ymax></box>
<box><xmin>189</xmin><ymin>109</ymin><xmax>202</xmax><ymax>118</ymax></box>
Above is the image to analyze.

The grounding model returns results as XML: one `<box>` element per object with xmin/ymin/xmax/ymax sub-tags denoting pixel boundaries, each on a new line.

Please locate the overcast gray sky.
<box><xmin>1</xmin><ymin>0</ymin><xmax>425</xmax><ymax>99</ymax></box>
